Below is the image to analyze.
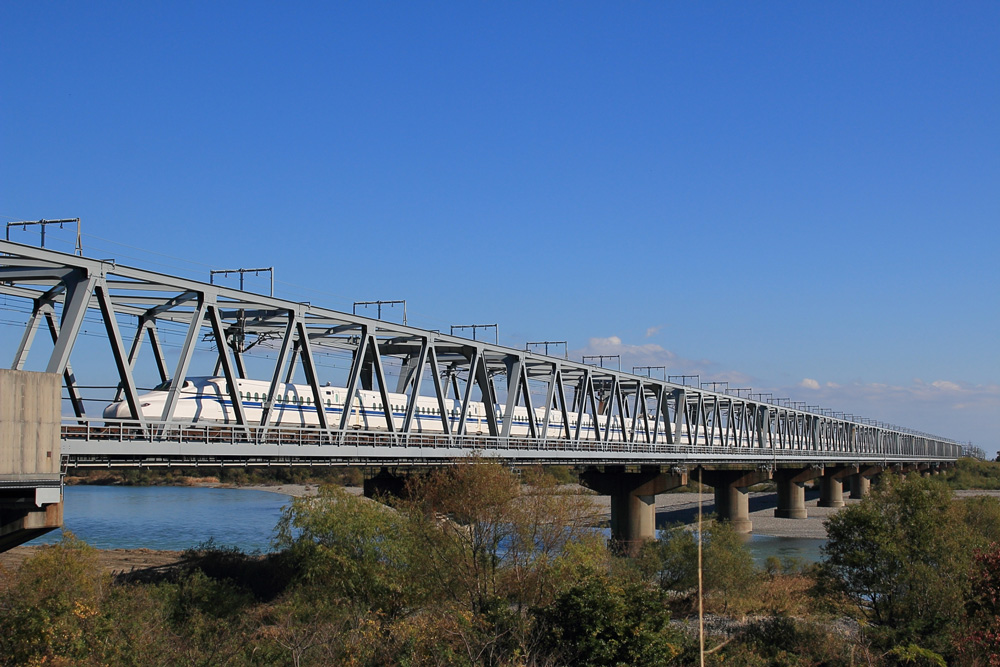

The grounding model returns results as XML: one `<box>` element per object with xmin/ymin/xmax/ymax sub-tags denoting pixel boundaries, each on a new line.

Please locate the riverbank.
<box><xmin>5</xmin><ymin>485</ymin><xmax>996</xmax><ymax>575</ymax></box>
<box><xmin>206</xmin><ymin>483</ymin><xmax>844</xmax><ymax>538</ymax></box>
<box><xmin>202</xmin><ymin>483</ymin><xmax>850</xmax><ymax>539</ymax></box>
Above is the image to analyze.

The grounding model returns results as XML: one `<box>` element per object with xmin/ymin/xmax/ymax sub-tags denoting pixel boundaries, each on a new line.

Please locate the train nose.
<box><xmin>102</xmin><ymin>401</ymin><xmax>127</xmax><ymax>420</ymax></box>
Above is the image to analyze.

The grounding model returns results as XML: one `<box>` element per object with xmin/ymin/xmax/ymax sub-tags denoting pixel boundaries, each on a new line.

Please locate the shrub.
<box><xmin>534</xmin><ymin>575</ymin><xmax>683</xmax><ymax>666</ymax></box>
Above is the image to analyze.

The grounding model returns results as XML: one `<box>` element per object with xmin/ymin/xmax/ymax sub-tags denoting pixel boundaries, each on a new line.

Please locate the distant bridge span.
<box><xmin>0</xmin><ymin>240</ymin><xmax>964</xmax><ymax>541</ymax></box>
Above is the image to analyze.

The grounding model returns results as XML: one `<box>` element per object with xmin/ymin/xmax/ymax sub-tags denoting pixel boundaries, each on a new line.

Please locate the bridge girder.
<box><xmin>0</xmin><ymin>240</ymin><xmax>966</xmax><ymax>466</ymax></box>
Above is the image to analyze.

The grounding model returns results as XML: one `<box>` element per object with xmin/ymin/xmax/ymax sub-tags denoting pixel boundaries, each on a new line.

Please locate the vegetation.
<box><xmin>820</xmin><ymin>474</ymin><xmax>1000</xmax><ymax>664</ymax></box>
<box><xmin>945</xmin><ymin>457</ymin><xmax>1000</xmax><ymax>490</ymax></box>
<box><xmin>65</xmin><ymin>465</ymin><xmax>367</xmax><ymax>487</ymax></box>
<box><xmin>3</xmin><ymin>465</ymin><xmax>1000</xmax><ymax>665</ymax></box>
<box><xmin>65</xmin><ymin>464</ymin><xmax>584</xmax><ymax>491</ymax></box>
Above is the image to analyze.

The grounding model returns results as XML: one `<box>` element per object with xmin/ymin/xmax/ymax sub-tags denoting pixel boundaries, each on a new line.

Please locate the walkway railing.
<box><xmin>61</xmin><ymin>417</ymin><xmax>963</xmax><ymax>466</ymax></box>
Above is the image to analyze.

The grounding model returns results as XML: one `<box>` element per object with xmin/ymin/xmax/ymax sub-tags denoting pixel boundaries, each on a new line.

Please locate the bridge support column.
<box><xmin>774</xmin><ymin>467</ymin><xmax>823</xmax><ymax>519</ymax></box>
<box><xmin>697</xmin><ymin>467</ymin><xmax>772</xmax><ymax>534</ymax></box>
<box><xmin>581</xmin><ymin>466</ymin><xmax>687</xmax><ymax>555</ymax></box>
<box><xmin>849</xmin><ymin>466</ymin><xmax>881</xmax><ymax>499</ymax></box>
<box><xmin>363</xmin><ymin>467</ymin><xmax>409</xmax><ymax>499</ymax></box>
<box><xmin>818</xmin><ymin>466</ymin><xmax>857</xmax><ymax>508</ymax></box>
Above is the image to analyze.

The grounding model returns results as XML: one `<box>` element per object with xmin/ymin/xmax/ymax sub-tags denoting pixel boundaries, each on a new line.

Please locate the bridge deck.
<box><xmin>61</xmin><ymin>418</ymin><xmax>958</xmax><ymax>468</ymax></box>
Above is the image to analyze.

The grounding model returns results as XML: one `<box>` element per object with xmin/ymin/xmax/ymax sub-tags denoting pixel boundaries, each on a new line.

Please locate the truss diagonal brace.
<box><xmin>45</xmin><ymin>269</ymin><xmax>97</xmax><ymax>376</ymax></box>
<box><xmin>208</xmin><ymin>304</ymin><xmax>248</xmax><ymax>427</ymax></box>
<box><xmin>160</xmin><ymin>296</ymin><xmax>207</xmax><ymax>423</ymax></box>
<box><xmin>95</xmin><ymin>279</ymin><xmax>146</xmax><ymax>430</ymax></box>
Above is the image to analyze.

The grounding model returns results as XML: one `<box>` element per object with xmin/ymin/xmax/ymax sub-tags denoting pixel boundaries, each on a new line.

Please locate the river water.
<box><xmin>29</xmin><ymin>486</ymin><xmax>826</xmax><ymax>564</ymax></box>
<box><xmin>30</xmin><ymin>486</ymin><xmax>288</xmax><ymax>552</ymax></box>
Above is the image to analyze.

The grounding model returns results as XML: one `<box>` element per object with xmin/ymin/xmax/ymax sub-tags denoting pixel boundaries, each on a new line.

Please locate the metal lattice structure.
<box><xmin>0</xmin><ymin>240</ymin><xmax>964</xmax><ymax>467</ymax></box>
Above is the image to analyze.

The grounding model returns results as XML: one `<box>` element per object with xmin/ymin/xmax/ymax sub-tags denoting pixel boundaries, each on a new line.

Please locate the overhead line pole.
<box><xmin>451</xmin><ymin>323</ymin><xmax>498</xmax><ymax>344</ymax></box>
<box><xmin>354</xmin><ymin>299</ymin><xmax>407</xmax><ymax>325</ymax></box>
<box><xmin>526</xmin><ymin>340</ymin><xmax>568</xmax><ymax>359</ymax></box>
<box><xmin>6</xmin><ymin>218</ymin><xmax>82</xmax><ymax>255</ymax></box>
<box><xmin>210</xmin><ymin>267</ymin><xmax>274</xmax><ymax>296</ymax></box>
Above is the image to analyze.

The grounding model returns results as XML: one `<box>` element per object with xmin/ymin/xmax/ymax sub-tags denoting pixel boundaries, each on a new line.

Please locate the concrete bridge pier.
<box><xmin>818</xmin><ymin>465</ymin><xmax>858</xmax><ymax>508</ymax></box>
<box><xmin>696</xmin><ymin>467</ymin><xmax>772</xmax><ymax>533</ymax></box>
<box><xmin>774</xmin><ymin>467</ymin><xmax>823</xmax><ymax>519</ymax></box>
<box><xmin>581</xmin><ymin>466</ymin><xmax>687</xmax><ymax>553</ymax></box>
<box><xmin>849</xmin><ymin>466</ymin><xmax>882</xmax><ymax>499</ymax></box>
<box><xmin>363</xmin><ymin>467</ymin><xmax>409</xmax><ymax>499</ymax></box>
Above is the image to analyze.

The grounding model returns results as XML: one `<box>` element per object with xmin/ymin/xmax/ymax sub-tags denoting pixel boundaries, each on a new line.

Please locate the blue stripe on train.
<box><xmin>212</xmin><ymin>398</ymin><xmax>622</xmax><ymax>432</ymax></box>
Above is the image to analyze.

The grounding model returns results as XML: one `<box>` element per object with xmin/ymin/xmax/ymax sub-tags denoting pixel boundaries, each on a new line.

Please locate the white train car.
<box><xmin>103</xmin><ymin>376</ymin><xmax>638</xmax><ymax>440</ymax></box>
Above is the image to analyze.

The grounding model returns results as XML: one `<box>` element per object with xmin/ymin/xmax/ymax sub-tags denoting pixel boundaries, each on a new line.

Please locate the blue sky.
<box><xmin>2</xmin><ymin>2</ymin><xmax>997</xmax><ymax>452</ymax></box>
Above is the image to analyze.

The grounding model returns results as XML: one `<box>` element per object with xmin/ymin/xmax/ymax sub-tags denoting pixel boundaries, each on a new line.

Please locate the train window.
<box><xmin>306</xmin><ymin>397</ymin><xmax>312</xmax><ymax>404</ymax></box>
<box><xmin>326</xmin><ymin>399</ymin><xmax>331</xmax><ymax>407</ymax></box>
<box><xmin>253</xmin><ymin>393</ymin><xmax>259</xmax><ymax>401</ymax></box>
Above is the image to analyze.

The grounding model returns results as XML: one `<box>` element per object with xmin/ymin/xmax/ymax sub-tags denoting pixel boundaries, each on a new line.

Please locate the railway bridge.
<box><xmin>0</xmin><ymin>240</ymin><xmax>964</xmax><ymax>549</ymax></box>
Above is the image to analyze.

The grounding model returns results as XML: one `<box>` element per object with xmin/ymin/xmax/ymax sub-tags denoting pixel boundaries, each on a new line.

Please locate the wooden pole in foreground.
<box><xmin>698</xmin><ymin>467</ymin><xmax>705</xmax><ymax>667</ymax></box>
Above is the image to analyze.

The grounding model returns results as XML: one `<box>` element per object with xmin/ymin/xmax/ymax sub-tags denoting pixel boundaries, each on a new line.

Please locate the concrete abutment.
<box><xmin>0</xmin><ymin>370</ymin><xmax>63</xmax><ymax>553</ymax></box>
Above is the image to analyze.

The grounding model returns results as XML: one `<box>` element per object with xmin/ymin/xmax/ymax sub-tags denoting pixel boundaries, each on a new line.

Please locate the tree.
<box><xmin>640</xmin><ymin>518</ymin><xmax>758</xmax><ymax>612</ymax></box>
<box><xmin>955</xmin><ymin>542</ymin><xmax>1000</xmax><ymax>665</ymax></box>
<box><xmin>533</xmin><ymin>574</ymin><xmax>683</xmax><ymax>667</ymax></box>
<box><xmin>0</xmin><ymin>533</ymin><xmax>106</xmax><ymax>665</ymax></box>
<box><xmin>820</xmin><ymin>475</ymin><xmax>1000</xmax><ymax>659</ymax></box>
<box><xmin>274</xmin><ymin>485</ymin><xmax>417</xmax><ymax>617</ymax></box>
<box><xmin>405</xmin><ymin>460</ymin><xmax>596</xmax><ymax>615</ymax></box>
<box><xmin>701</xmin><ymin>519</ymin><xmax>759</xmax><ymax>612</ymax></box>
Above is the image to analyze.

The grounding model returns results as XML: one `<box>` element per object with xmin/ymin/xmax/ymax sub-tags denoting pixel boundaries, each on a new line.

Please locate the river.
<box><xmin>29</xmin><ymin>486</ymin><xmax>826</xmax><ymax>564</ymax></box>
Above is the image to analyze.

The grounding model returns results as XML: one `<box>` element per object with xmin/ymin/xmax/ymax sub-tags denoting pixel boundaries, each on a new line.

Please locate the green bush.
<box><xmin>820</xmin><ymin>475</ymin><xmax>1000</xmax><ymax>659</ymax></box>
<box><xmin>534</xmin><ymin>575</ymin><xmax>684</xmax><ymax>666</ymax></box>
<box><xmin>946</xmin><ymin>457</ymin><xmax>1000</xmax><ymax>490</ymax></box>
<box><xmin>641</xmin><ymin>518</ymin><xmax>759</xmax><ymax>612</ymax></box>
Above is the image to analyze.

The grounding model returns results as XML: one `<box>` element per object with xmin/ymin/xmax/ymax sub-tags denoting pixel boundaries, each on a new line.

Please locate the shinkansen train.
<box><xmin>102</xmin><ymin>376</ymin><xmax>636</xmax><ymax>439</ymax></box>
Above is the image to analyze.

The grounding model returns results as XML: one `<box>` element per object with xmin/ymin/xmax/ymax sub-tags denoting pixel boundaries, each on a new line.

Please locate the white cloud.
<box><xmin>573</xmin><ymin>335</ymin><xmax>718</xmax><ymax>376</ymax></box>
<box><xmin>768</xmin><ymin>378</ymin><xmax>1000</xmax><ymax>448</ymax></box>
<box><xmin>645</xmin><ymin>325</ymin><xmax>662</xmax><ymax>338</ymax></box>
<box><xmin>931</xmin><ymin>380</ymin><xmax>962</xmax><ymax>392</ymax></box>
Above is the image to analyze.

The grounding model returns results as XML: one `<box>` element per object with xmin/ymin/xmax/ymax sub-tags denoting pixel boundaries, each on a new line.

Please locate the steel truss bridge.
<box><xmin>0</xmin><ymin>240</ymin><xmax>963</xmax><ymax>469</ymax></box>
